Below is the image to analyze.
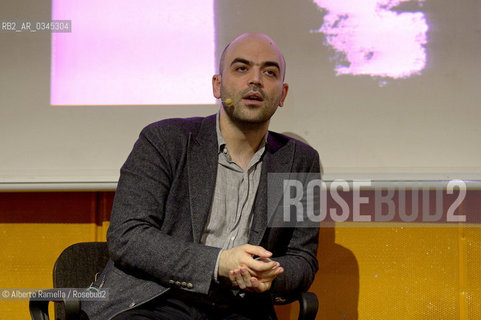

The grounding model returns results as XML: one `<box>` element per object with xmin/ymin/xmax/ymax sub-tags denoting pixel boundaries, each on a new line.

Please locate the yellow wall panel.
<box><xmin>333</xmin><ymin>224</ymin><xmax>471</xmax><ymax>320</ymax></box>
<box><xmin>464</xmin><ymin>227</ymin><xmax>481</xmax><ymax>319</ymax></box>
<box><xmin>0</xmin><ymin>223</ymin><xmax>104</xmax><ymax>320</ymax></box>
<box><xmin>1</xmin><ymin>221</ymin><xmax>479</xmax><ymax>320</ymax></box>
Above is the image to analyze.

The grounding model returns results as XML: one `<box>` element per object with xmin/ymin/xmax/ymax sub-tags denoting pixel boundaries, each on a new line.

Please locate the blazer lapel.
<box><xmin>188</xmin><ymin>115</ymin><xmax>218</xmax><ymax>243</ymax></box>
<box><xmin>249</xmin><ymin>134</ymin><xmax>294</xmax><ymax>245</ymax></box>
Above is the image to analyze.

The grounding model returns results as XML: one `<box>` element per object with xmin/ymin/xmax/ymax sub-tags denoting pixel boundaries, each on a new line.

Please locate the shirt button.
<box><xmin>129</xmin><ymin>302</ymin><xmax>136</xmax><ymax>308</ymax></box>
<box><xmin>231</xmin><ymin>236</ymin><xmax>235</xmax><ymax>241</ymax></box>
<box><xmin>223</xmin><ymin>148</ymin><xmax>228</xmax><ymax>154</ymax></box>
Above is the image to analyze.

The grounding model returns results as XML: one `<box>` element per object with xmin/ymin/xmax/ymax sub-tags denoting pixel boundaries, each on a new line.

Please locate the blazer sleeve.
<box><xmin>106</xmin><ymin>124</ymin><xmax>221</xmax><ymax>295</ymax></box>
<box><xmin>269</xmin><ymin>148</ymin><xmax>321</xmax><ymax>295</ymax></box>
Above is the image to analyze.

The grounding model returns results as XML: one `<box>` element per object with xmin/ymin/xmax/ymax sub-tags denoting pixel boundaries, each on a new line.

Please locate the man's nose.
<box><xmin>248</xmin><ymin>69</ymin><xmax>262</xmax><ymax>87</ymax></box>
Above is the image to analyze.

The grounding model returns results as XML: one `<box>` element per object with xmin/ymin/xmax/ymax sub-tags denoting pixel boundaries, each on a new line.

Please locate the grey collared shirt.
<box><xmin>201</xmin><ymin>112</ymin><xmax>267</xmax><ymax>280</ymax></box>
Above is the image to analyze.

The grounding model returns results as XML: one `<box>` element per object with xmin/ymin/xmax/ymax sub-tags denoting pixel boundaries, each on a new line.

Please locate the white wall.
<box><xmin>1</xmin><ymin>0</ymin><xmax>480</xmax><ymax>190</ymax></box>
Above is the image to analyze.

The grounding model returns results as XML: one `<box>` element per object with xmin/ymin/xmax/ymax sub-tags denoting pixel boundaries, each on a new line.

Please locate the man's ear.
<box><xmin>278</xmin><ymin>83</ymin><xmax>289</xmax><ymax>107</ymax></box>
<box><xmin>212</xmin><ymin>74</ymin><xmax>222</xmax><ymax>99</ymax></box>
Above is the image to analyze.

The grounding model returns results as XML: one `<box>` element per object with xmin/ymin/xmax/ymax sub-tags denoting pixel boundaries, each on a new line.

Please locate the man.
<box><xmin>82</xmin><ymin>32</ymin><xmax>320</xmax><ymax>319</ymax></box>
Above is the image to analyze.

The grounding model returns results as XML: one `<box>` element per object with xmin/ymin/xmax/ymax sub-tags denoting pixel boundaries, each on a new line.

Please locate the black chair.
<box><xmin>29</xmin><ymin>242</ymin><xmax>318</xmax><ymax>320</ymax></box>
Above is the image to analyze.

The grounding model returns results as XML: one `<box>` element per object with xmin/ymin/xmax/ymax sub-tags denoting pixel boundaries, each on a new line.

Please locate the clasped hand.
<box><xmin>218</xmin><ymin>244</ymin><xmax>284</xmax><ymax>293</ymax></box>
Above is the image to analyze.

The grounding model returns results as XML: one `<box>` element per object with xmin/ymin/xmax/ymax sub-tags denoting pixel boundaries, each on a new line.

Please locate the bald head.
<box><xmin>218</xmin><ymin>33</ymin><xmax>286</xmax><ymax>80</ymax></box>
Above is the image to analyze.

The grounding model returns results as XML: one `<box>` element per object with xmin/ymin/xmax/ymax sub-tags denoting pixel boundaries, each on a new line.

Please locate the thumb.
<box><xmin>244</xmin><ymin>245</ymin><xmax>272</xmax><ymax>258</ymax></box>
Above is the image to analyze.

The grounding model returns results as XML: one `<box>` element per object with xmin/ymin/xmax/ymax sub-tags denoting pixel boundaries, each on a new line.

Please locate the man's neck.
<box><xmin>219</xmin><ymin>109</ymin><xmax>268</xmax><ymax>170</ymax></box>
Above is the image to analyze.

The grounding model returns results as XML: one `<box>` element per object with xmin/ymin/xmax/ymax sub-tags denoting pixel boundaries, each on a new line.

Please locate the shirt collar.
<box><xmin>216</xmin><ymin>111</ymin><xmax>268</xmax><ymax>154</ymax></box>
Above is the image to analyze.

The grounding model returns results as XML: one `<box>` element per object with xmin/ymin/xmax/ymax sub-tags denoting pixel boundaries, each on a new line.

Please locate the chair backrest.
<box><xmin>53</xmin><ymin>242</ymin><xmax>109</xmax><ymax>319</ymax></box>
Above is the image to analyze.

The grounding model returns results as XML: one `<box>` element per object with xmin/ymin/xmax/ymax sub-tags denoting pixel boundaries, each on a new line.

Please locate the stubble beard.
<box><xmin>221</xmin><ymin>84</ymin><xmax>280</xmax><ymax>126</ymax></box>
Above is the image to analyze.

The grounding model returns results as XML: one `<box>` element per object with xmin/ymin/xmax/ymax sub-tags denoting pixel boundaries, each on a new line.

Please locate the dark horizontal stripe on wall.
<box><xmin>1</xmin><ymin>189</ymin><xmax>480</xmax><ymax>225</ymax></box>
<box><xmin>0</xmin><ymin>192</ymin><xmax>114</xmax><ymax>224</ymax></box>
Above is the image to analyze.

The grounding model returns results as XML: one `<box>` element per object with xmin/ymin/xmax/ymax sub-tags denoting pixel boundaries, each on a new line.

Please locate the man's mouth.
<box><xmin>242</xmin><ymin>92</ymin><xmax>264</xmax><ymax>102</ymax></box>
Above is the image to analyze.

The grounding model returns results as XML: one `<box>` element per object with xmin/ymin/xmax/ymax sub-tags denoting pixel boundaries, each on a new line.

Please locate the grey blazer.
<box><xmin>82</xmin><ymin>114</ymin><xmax>320</xmax><ymax>319</ymax></box>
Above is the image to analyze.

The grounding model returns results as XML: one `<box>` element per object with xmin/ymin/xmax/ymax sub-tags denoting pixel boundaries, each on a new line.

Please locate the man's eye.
<box><xmin>265</xmin><ymin>69</ymin><xmax>277</xmax><ymax>77</ymax></box>
<box><xmin>235</xmin><ymin>66</ymin><xmax>247</xmax><ymax>72</ymax></box>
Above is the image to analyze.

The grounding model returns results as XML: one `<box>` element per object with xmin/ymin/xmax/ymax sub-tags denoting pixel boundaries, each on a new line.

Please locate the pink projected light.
<box><xmin>51</xmin><ymin>0</ymin><xmax>215</xmax><ymax>105</ymax></box>
<box><xmin>312</xmin><ymin>0</ymin><xmax>428</xmax><ymax>79</ymax></box>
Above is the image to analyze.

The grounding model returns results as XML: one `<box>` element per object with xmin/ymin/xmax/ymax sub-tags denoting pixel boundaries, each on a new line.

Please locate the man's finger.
<box><xmin>243</xmin><ymin>244</ymin><xmax>272</xmax><ymax>259</ymax></box>
<box><xmin>234</xmin><ymin>269</ymin><xmax>248</xmax><ymax>289</ymax></box>
<box><xmin>240</xmin><ymin>267</ymin><xmax>252</xmax><ymax>287</ymax></box>
<box><xmin>245</xmin><ymin>259</ymin><xmax>279</xmax><ymax>274</ymax></box>
<box><xmin>260</xmin><ymin>267</ymin><xmax>284</xmax><ymax>282</ymax></box>
<box><xmin>229</xmin><ymin>270</ymin><xmax>238</xmax><ymax>287</ymax></box>
<box><xmin>250</xmin><ymin>277</ymin><xmax>271</xmax><ymax>293</ymax></box>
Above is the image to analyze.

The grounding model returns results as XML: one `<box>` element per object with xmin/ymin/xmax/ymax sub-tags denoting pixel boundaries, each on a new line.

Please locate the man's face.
<box><xmin>212</xmin><ymin>34</ymin><xmax>288</xmax><ymax>125</ymax></box>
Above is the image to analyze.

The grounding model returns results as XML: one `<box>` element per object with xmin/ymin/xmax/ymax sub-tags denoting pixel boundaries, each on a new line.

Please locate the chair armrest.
<box><xmin>298</xmin><ymin>292</ymin><xmax>318</xmax><ymax>320</ymax></box>
<box><xmin>273</xmin><ymin>292</ymin><xmax>319</xmax><ymax>320</ymax></box>
<box><xmin>29</xmin><ymin>288</ymin><xmax>80</xmax><ymax>320</ymax></box>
